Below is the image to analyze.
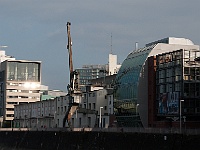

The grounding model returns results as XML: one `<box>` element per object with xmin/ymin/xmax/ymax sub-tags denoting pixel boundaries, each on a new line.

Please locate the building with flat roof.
<box><xmin>114</xmin><ymin>37</ymin><xmax>200</xmax><ymax>128</ymax></box>
<box><xmin>75</xmin><ymin>53</ymin><xmax>121</xmax><ymax>92</ymax></box>
<box><xmin>0</xmin><ymin>50</ymin><xmax>15</xmax><ymax>63</ymax></box>
<box><xmin>14</xmin><ymin>88</ymin><xmax>114</xmax><ymax>129</ymax></box>
<box><xmin>0</xmin><ymin>59</ymin><xmax>48</xmax><ymax>127</ymax></box>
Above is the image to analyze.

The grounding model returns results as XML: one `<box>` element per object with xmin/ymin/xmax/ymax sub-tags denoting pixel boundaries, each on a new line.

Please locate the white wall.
<box><xmin>14</xmin><ymin>89</ymin><xmax>114</xmax><ymax>129</ymax></box>
<box><xmin>109</xmin><ymin>54</ymin><xmax>121</xmax><ymax>75</ymax></box>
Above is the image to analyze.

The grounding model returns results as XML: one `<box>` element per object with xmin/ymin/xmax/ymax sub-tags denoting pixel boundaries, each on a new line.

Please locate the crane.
<box><xmin>63</xmin><ymin>22</ymin><xmax>80</xmax><ymax>128</ymax></box>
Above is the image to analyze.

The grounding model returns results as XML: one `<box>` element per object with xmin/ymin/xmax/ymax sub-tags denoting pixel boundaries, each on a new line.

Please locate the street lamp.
<box><xmin>99</xmin><ymin>107</ymin><xmax>103</xmax><ymax>128</ymax></box>
<box><xmin>180</xmin><ymin>100</ymin><xmax>184</xmax><ymax>134</ymax></box>
<box><xmin>75</xmin><ymin>109</ymin><xmax>78</xmax><ymax>128</ymax></box>
<box><xmin>136</xmin><ymin>104</ymin><xmax>139</xmax><ymax>116</ymax></box>
<box><xmin>136</xmin><ymin>104</ymin><xmax>139</xmax><ymax>127</ymax></box>
<box><xmin>53</xmin><ymin>111</ymin><xmax>56</xmax><ymax>128</ymax></box>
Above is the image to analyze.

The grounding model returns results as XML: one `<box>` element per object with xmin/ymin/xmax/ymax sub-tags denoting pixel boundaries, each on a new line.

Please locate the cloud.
<box><xmin>1</xmin><ymin>0</ymin><xmax>200</xmax><ymax>91</ymax></box>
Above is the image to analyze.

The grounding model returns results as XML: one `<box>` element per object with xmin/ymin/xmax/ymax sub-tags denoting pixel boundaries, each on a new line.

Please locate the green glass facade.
<box><xmin>114</xmin><ymin>45</ymin><xmax>156</xmax><ymax>127</ymax></box>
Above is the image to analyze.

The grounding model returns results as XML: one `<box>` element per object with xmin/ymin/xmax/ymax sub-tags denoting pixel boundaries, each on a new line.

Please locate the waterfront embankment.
<box><xmin>0</xmin><ymin>129</ymin><xmax>200</xmax><ymax>149</ymax></box>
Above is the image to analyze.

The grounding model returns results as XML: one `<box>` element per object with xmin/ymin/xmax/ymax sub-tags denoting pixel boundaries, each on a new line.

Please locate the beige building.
<box><xmin>0</xmin><ymin>59</ymin><xmax>48</xmax><ymax>127</ymax></box>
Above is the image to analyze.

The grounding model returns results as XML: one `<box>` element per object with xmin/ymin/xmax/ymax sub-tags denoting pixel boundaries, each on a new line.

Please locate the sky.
<box><xmin>0</xmin><ymin>0</ymin><xmax>200</xmax><ymax>92</ymax></box>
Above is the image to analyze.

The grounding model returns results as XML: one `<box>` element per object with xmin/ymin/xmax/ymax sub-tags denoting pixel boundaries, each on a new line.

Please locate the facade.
<box><xmin>0</xmin><ymin>59</ymin><xmax>48</xmax><ymax>127</ymax></box>
<box><xmin>41</xmin><ymin>90</ymin><xmax>67</xmax><ymax>101</ymax></box>
<box><xmin>75</xmin><ymin>53</ymin><xmax>121</xmax><ymax>92</ymax></box>
<box><xmin>108</xmin><ymin>54</ymin><xmax>121</xmax><ymax>75</ymax></box>
<box><xmin>114</xmin><ymin>37</ymin><xmax>200</xmax><ymax>128</ymax></box>
<box><xmin>14</xmin><ymin>88</ymin><xmax>114</xmax><ymax>129</ymax></box>
<box><xmin>0</xmin><ymin>50</ymin><xmax>15</xmax><ymax>63</ymax></box>
<box><xmin>74</xmin><ymin>88</ymin><xmax>113</xmax><ymax>128</ymax></box>
<box><xmin>75</xmin><ymin>64</ymin><xmax>107</xmax><ymax>91</ymax></box>
<box><xmin>155</xmin><ymin>49</ymin><xmax>200</xmax><ymax>128</ymax></box>
<box><xmin>14</xmin><ymin>98</ymin><xmax>56</xmax><ymax>128</ymax></box>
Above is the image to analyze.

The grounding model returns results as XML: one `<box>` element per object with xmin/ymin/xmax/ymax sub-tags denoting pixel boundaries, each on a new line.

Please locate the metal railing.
<box><xmin>1</xmin><ymin>127</ymin><xmax>200</xmax><ymax>135</ymax></box>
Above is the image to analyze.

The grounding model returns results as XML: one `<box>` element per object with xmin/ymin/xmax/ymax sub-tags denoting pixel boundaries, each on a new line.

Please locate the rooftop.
<box><xmin>146</xmin><ymin>37</ymin><xmax>194</xmax><ymax>47</ymax></box>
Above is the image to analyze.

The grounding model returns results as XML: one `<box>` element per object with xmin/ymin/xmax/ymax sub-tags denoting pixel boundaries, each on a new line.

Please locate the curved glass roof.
<box><xmin>114</xmin><ymin>44</ymin><xmax>156</xmax><ymax>101</ymax></box>
<box><xmin>113</xmin><ymin>44</ymin><xmax>156</xmax><ymax>127</ymax></box>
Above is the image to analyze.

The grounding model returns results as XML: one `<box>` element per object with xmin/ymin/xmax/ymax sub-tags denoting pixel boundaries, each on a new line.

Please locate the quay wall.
<box><xmin>0</xmin><ymin>130</ymin><xmax>200</xmax><ymax>149</ymax></box>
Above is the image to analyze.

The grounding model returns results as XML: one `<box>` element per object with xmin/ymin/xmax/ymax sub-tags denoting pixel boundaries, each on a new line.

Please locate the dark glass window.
<box><xmin>7</xmin><ymin>62</ymin><xmax>40</xmax><ymax>82</ymax></box>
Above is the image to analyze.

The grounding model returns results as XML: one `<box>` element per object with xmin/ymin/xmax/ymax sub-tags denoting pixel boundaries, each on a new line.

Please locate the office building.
<box><xmin>0</xmin><ymin>59</ymin><xmax>48</xmax><ymax>127</ymax></box>
<box><xmin>76</xmin><ymin>53</ymin><xmax>121</xmax><ymax>92</ymax></box>
<box><xmin>154</xmin><ymin>49</ymin><xmax>200</xmax><ymax>128</ymax></box>
<box><xmin>114</xmin><ymin>37</ymin><xmax>200</xmax><ymax>128</ymax></box>
<box><xmin>76</xmin><ymin>64</ymin><xmax>107</xmax><ymax>87</ymax></box>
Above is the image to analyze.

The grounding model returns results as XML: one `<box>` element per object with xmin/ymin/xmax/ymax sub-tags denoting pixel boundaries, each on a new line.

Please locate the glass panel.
<box><xmin>7</xmin><ymin>62</ymin><xmax>40</xmax><ymax>82</ymax></box>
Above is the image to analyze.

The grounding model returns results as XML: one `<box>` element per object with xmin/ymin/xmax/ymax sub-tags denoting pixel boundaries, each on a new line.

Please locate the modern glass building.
<box><xmin>156</xmin><ymin>49</ymin><xmax>200</xmax><ymax>128</ymax></box>
<box><xmin>0</xmin><ymin>60</ymin><xmax>46</xmax><ymax>127</ymax></box>
<box><xmin>114</xmin><ymin>37</ymin><xmax>200</xmax><ymax>128</ymax></box>
<box><xmin>75</xmin><ymin>65</ymin><xmax>107</xmax><ymax>92</ymax></box>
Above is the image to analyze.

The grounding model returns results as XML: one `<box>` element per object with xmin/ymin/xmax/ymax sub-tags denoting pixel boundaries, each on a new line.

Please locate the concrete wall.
<box><xmin>0</xmin><ymin>131</ymin><xmax>200</xmax><ymax>149</ymax></box>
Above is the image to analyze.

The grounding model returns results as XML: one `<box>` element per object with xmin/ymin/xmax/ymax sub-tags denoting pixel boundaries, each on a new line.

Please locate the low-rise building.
<box><xmin>14</xmin><ymin>88</ymin><xmax>114</xmax><ymax>129</ymax></box>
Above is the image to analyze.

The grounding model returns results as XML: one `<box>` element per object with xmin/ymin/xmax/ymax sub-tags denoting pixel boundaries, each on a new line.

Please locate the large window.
<box><xmin>7</xmin><ymin>62</ymin><xmax>40</xmax><ymax>82</ymax></box>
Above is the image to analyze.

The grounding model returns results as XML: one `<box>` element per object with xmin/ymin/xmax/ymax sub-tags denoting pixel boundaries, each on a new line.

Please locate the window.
<box><xmin>184</xmin><ymin>67</ymin><xmax>189</xmax><ymax>75</ymax></box>
<box><xmin>6</xmin><ymin>108</ymin><xmax>14</xmax><ymax>111</ymax></box>
<box><xmin>103</xmin><ymin>118</ymin><xmax>106</xmax><ymax>128</ymax></box>
<box><xmin>64</xmin><ymin>106</ymin><xmax>67</xmax><ymax>112</ymax></box>
<box><xmin>93</xmin><ymin>103</ymin><xmax>96</xmax><ymax>110</ymax></box>
<box><xmin>61</xmin><ymin>107</ymin><xmax>63</xmax><ymax>114</ymax></box>
<box><xmin>58</xmin><ymin>107</ymin><xmax>60</xmax><ymax>114</ymax></box>
<box><xmin>7</xmin><ymin>102</ymin><xmax>18</xmax><ymax>104</ymax></box>
<box><xmin>89</xmin><ymin>93</ymin><xmax>91</xmax><ymax>97</ymax></box>
<box><xmin>79</xmin><ymin>118</ymin><xmax>81</xmax><ymax>128</ymax></box>
<box><xmin>89</xmin><ymin>103</ymin><xmax>91</xmax><ymax>109</ymax></box>
<box><xmin>57</xmin><ymin>119</ymin><xmax>59</xmax><ymax>126</ymax></box>
<box><xmin>109</xmin><ymin>108</ymin><xmax>111</xmax><ymax>114</ymax></box>
<box><xmin>88</xmin><ymin>117</ymin><xmax>91</xmax><ymax>127</ymax></box>
<box><xmin>71</xmin><ymin>118</ymin><xmax>74</xmax><ymax>127</ymax></box>
<box><xmin>7</xmin><ymin>114</ymin><xmax>14</xmax><ymax>117</ymax></box>
<box><xmin>7</xmin><ymin>62</ymin><xmax>40</xmax><ymax>82</ymax></box>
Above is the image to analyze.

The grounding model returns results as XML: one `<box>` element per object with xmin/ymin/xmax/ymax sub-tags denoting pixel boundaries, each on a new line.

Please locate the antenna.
<box><xmin>110</xmin><ymin>33</ymin><xmax>112</xmax><ymax>54</ymax></box>
<box><xmin>0</xmin><ymin>45</ymin><xmax>8</xmax><ymax>50</ymax></box>
<box><xmin>135</xmin><ymin>42</ymin><xmax>138</xmax><ymax>51</ymax></box>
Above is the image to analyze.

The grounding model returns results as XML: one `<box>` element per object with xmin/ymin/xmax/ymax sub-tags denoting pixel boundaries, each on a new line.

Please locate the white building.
<box><xmin>108</xmin><ymin>53</ymin><xmax>121</xmax><ymax>75</ymax></box>
<box><xmin>0</xmin><ymin>50</ymin><xmax>15</xmax><ymax>63</ymax></box>
<box><xmin>14</xmin><ymin>88</ymin><xmax>114</xmax><ymax>129</ymax></box>
<box><xmin>0</xmin><ymin>56</ymin><xmax>48</xmax><ymax>127</ymax></box>
<box><xmin>14</xmin><ymin>98</ymin><xmax>56</xmax><ymax>128</ymax></box>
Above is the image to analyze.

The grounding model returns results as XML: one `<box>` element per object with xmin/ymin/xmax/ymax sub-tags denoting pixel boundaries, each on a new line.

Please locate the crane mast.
<box><xmin>67</xmin><ymin>22</ymin><xmax>74</xmax><ymax>93</ymax></box>
<box><xmin>63</xmin><ymin>22</ymin><xmax>80</xmax><ymax>128</ymax></box>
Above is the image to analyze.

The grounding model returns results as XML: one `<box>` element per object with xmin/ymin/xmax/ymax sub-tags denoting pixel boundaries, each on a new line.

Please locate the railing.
<box><xmin>95</xmin><ymin>127</ymin><xmax>200</xmax><ymax>135</ymax></box>
<box><xmin>1</xmin><ymin>127</ymin><xmax>200</xmax><ymax>135</ymax></box>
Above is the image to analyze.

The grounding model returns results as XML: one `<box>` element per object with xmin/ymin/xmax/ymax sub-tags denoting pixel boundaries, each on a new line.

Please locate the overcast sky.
<box><xmin>0</xmin><ymin>0</ymin><xmax>200</xmax><ymax>91</ymax></box>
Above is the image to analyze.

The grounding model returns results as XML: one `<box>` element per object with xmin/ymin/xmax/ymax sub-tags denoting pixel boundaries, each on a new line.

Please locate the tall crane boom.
<box><xmin>67</xmin><ymin>22</ymin><xmax>74</xmax><ymax>90</ymax></box>
<box><xmin>63</xmin><ymin>22</ymin><xmax>80</xmax><ymax>128</ymax></box>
